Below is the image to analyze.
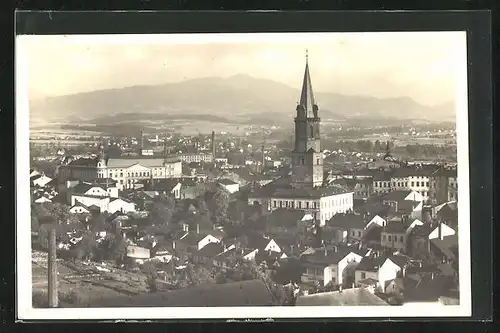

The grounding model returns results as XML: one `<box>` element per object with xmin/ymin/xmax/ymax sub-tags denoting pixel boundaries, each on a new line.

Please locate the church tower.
<box><xmin>291</xmin><ymin>50</ymin><xmax>323</xmax><ymax>188</ymax></box>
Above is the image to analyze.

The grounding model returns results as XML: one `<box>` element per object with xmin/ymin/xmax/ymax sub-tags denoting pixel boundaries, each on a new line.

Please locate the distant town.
<box><xmin>30</xmin><ymin>56</ymin><xmax>459</xmax><ymax>308</ymax></box>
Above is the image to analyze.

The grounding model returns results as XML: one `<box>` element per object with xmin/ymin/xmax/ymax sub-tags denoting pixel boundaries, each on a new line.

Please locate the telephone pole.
<box><xmin>48</xmin><ymin>227</ymin><xmax>58</xmax><ymax>308</ymax></box>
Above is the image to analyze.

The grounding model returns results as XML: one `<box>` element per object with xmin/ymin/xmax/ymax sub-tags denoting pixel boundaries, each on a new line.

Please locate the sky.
<box><xmin>20</xmin><ymin>32</ymin><xmax>466</xmax><ymax>106</ymax></box>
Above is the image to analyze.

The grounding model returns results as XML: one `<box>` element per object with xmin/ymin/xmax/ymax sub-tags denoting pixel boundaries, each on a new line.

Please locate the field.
<box><xmin>31</xmin><ymin>250</ymin><xmax>153</xmax><ymax>308</ymax></box>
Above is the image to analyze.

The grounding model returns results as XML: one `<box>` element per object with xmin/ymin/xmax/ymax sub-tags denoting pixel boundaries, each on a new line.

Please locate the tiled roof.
<box><xmin>68</xmin><ymin>157</ymin><xmax>99</xmax><ymax>167</ymax></box>
<box><xmin>410</xmin><ymin>224</ymin><xmax>433</xmax><ymax>237</ymax></box>
<box><xmin>392</xmin><ymin>166</ymin><xmax>439</xmax><ymax>178</ymax></box>
<box><xmin>71</xmin><ymin>183</ymin><xmax>94</xmax><ymax>194</ymax></box>
<box><xmin>218</xmin><ymin>178</ymin><xmax>238</xmax><ymax>185</ymax></box>
<box><xmin>386</xmin><ymin>254</ymin><xmax>411</xmax><ymax>268</ymax></box>
<box><xmin>266</xmin><ymin>208</ymin><xmax>309</xmax><ymax>228</ymax></box>
<box><xmin>382</xmin><ymin>222</ymin><xmax>407</xmax><ymax>234</ymax></box>
<box><xmin>301</xmin><ymin>247</ymin><xmax>355</xmax><ymax>266</ymax></box>
<box><xmin>430</xmin><ymin>235</ymin><xmax>458</xmax><ymax>260</ymax></box>
<box><xmin>403</xmin><ymin>274</ymin><xmax>455</xmax><ymax>302</ymax></box>
<box><xmin>106</xmin><ymin>157</ymin><xmax>180</xmax><ymax>168</ymax></box>
<box><xmin>356</xmin><ymin>256</ymin><xmax>385</xmax><ymax>272</ymax></box>
<box><xmin>196</xmin><ymin>242</ymin><xmax>224</xmax><ymax>258</ymax></box>
<box><xmin>382</xmin><ymin>190</ymin><xmax>414</xmax><ymax>202</ymax></box>
<box><xmin>296</xmin><ymin>288</ymin><xmax>388</xmax><ymax>306</ymax></box>
<box><xmin>326</xmin><ymin>213</ymin><xmax>368</xmax><ymax>230</ymax></box>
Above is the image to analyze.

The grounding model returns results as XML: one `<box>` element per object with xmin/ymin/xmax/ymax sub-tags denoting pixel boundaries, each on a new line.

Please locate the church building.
<box><xmin>248</xmin><ymin>52</ymin><xmax>354</xmax><ymax>226</ymax></box>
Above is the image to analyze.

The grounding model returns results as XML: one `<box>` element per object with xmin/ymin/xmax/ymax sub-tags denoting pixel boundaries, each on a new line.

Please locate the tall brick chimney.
<box><xmin>211</xmin><ymin>131</ymin><xmax>216</xmax><ymax>165</ymax></box>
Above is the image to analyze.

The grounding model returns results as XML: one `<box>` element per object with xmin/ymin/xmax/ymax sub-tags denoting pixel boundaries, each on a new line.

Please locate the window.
<box><xmin>273</xmin><ymin>200</ymin><xmax>277</xmax><ymax>208</ymax></box>
<box><xmin>382</xmin><ymin>235</ymin><xmax>386</xmax><ymax>241</ymax></box>
<box><xmin>120</xmin><ymin>172</ymin><xmax>123</xmax><ymax>177</ymax></box>
<box><xmin>361</xmin><ymin>272</ymin><xmax>366</xmax><ymax>279</ymax></box>
<box><xmin>426</xmin><ymin>182</ymin><xmax>429</xmax><ymax>187</ymax></box>
<box><xmin>411</xmin><ymin>181</ymin><xmax>414</xmax><ymax>187</ymax></box>
<box><xmin>400</xmin><ymin>236</ymin><xmax>404</xmax><ymax>242</ymax></box>
<box><xmin>301</xmin><ymin>157</ymin><xmax>305</xmax><ymax>165</ymax></box>
<box><xmin>298</xmin><ymin>201</ymin><xmax>302</xmax><ymax>208</ymax></box>
<box><xmin>306</xmin><ymin>202</ymin><xmax>309</xmax><ymax>208</ymax></box>
<box><xmin>388</xmin><ymin>235</ymin><xmax>392</xmax><ymax>241</ymax></box>
<box><xmin>119</xmin><ymin>180</ymin><xmax>123</xmax><ymax>184</ymax></box>
<box><xmin>358</xmin><ymin>231</ymin><xmax>362</xmax><ymax>237</ymax></box>
<box><xmin>352</xmin><ymin>231</ymin><xmax>355</xmax><ymax>236</ymax></box>
<box><xmin>279</xmin><ymin>201</ymin><xmax>283</xmax><ymax>208</ymax></box>
<box><xmin>317</xmin><ymin>158</ymin><xmax>320</xmax><ymax>165</ymax></box>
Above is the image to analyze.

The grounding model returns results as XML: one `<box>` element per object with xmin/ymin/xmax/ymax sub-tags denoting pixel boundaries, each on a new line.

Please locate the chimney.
<box><xmin>196</xmin><ymin>224</ymin><xmax>200</xmax><ymax>234</ymax></box>
<box><xmin>140</xmin><ymin>128</ymin><xmax>144</xmax><ymax>156</ymax></box>
<box><xmin>172</xmin><ymin>241</ymin><xmax>176</xmax><ymax>249</ymax></box>
<box><xmin>438</xmin><ymin>220</ymin><xmax>443</xmax><ymax>240</ymax></box>
<box><xmin>211</xmin><ymin>131</ymin><xmax>216</xmax><ymax>164</ymax></box>
<box><xmin>324</xmin><ymin>247</ymin><xmax>328</xmax><ymax>256</ymax></box>
<box><xmin>334</xmin><ymin>245</ymin><xmax>338</xmax><ymax>253</ymax></box>
<box><xmin>48</xmin><ymin>228</ymin><xmax>58</xmax><ymax>308</ymax></box>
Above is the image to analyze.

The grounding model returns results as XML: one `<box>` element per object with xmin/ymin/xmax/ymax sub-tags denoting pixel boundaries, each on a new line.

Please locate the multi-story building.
<box><xmin>429</xmin><ymin>168</ymin><xmax>458</xmax><ymax>205</ymax></box>
<box><xmin>59</xmin><ymin>156</ymin><xmax>182</xmax><ymax>190</ymax></box>
<box><xmin>179</xmin><ymin>153</ymin><xmax>213</xmax><ymax>164</ymax></box>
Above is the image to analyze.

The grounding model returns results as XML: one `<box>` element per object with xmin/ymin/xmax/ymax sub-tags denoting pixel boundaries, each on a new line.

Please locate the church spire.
<box><xmin>299</xmin><ymin>49</ymin><xmax>317</xmax><ymax>117</ymax></box>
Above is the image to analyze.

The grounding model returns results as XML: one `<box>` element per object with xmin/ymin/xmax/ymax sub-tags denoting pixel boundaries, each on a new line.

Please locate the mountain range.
<box><xmin>29</xmin><ymin>74</ymin><xmax>455</xmax><ymax>125</ymax></box>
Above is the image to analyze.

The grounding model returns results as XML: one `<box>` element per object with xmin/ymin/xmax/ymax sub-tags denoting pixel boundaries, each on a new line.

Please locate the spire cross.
<box><xmin>306</xmin><ymin>49</ymin><xmax>308</xmax><ymax>63</ymax></box>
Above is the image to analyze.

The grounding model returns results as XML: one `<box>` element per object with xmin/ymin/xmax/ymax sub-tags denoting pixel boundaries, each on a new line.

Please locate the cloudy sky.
<box><xmin>20</xmin><ymin>32</ymin><xmax>466</xmax><ymax>106</ymax></box>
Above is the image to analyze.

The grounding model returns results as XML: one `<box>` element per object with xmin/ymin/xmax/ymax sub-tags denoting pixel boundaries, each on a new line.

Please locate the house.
<box><xmin>69</xmin><ymin>201</ymin><xmax>91</xmax><ymax>214</ymax></box>
<box><xmin>247</xmin><ymin>235</ymin><xmax>282</xmax><ymax>254</ymax></box>
<box><xmin>354</xmin><ymin>255</ymin><xmax>385</xmax><ymax>289</ymax></box>
<box><xmin>364</xmin><ymin>214</ymin><xmax>387</xmax><ymax>230</ymax></box>
<box><xmin>151</xmin><ymin>245</ymin><xmax>174</xmax><ymax>263</ymax></box>
<box><xmin>69</xmin><ymin>182</ymin><xmax>118</xmax><ymax>200</ymax></box>
<box><xmin>70</xmin><ymin>195</ymin><xmax>109</xmax><ymax>213</ymax></box>
<box><xmin>126</xmin><ymin>245</ymin><xmax>151</xmax><ymax>264</ymax></box>
<box><xmin>332</xmin><ymin>177</ymin><xmax>374</xmax><ymax>200</ymax></box>
<box><xmin>192</xmin><ymin>242</ymin><xmax>225</xmax><ymax>266</ymax></box>
<box><xmin>296</xmin><ymin>287</ymin><xmax>388</xmax><ymax>306</ymax></box>
<box><xmin>264</xmin><ymin>208</ymin><xmax>314</xmax><ymax>235</ymax></box>
<box><xmin>380</xmin><ymin>221</ymin><xmax>409</xmax><ymax>252</ymax></box>
<box><xmin>108</xmin><ymin>197</ymin><xmax>136</xmax><ymax>214</ymax></box>
<box><xmin>403</xmin><ymin>274</ymin><xmax>456</xmax><ymax>303</ymax></box>
<box><xmin>87</xmin><ymin>280</ymin><xmax>275</xmax><ymax>307</ymax></box>
<box><xmin>33</xmin><ymin>195</ymin><xmax>52</xmax><ymax>204</ymax></box>
<box><xmin>429</xmin><ymin>234</ymin><xmax>458</xmax><ymax>264</ymax></box>
<box><xmin>146</xmin><ymin>179</ymin><xmax>182</xmax><ymax>199</ymax></box>
<box><xmin>408</xmin><ymin>222</ymin><xmax>456</xmax><ymax>258</ymax></box>
<box><xmin>218</xmin><ymin>178</ymin><xmax>240</xmax><ymax>194</ymax></box>
<box><xmin>300</xmin><ymin>247</ymin><xmax>365</xmax><ymax>287</ymax></box>
<box><xmin>31</xmin><ymin>174</ymin><xmax>53</xmax><ymax>188</ymax></box>
<box><xmin>325</xmin><ymin>213</ymin><xmax>370</xmax><ymax>243</ymax></box>
<box><xmin>29</xmin><ymin>169</ymin><xmax>41</xmax><ymax>178</ymax></box>
<box><xmin>382</xmin><ymin>190</ymin><xmax>423</xmax><ymax>207</ymax></box>
<box><xmin>178</xmin><ymin>229</ymin><xmax>222</xmax><ymax>252</ymax></box>
<box><xmin>378</xmin><ymin>254</ymin><xmax>411</xmax><ymax>292</ymax></box>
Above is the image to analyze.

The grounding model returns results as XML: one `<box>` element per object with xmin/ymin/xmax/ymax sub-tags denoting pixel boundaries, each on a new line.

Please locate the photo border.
<box><xmin>11</xmin><ymin>10</ymin><xmax>493</xmax><ymax>322</ymax></box>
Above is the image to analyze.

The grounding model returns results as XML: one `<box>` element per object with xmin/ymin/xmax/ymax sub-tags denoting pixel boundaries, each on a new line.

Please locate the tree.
<box><xmin>211</xmin><ymin>188</ymin><xmax>230</xmax><ymax>226</ymax></box>
<box><xmin>73</xmin><ymin>233</ymin><xmax>97</xmax><ymax>261</ymax></box>
<box><xmin>149</xmin><ymin>195</ymin><xmax>175</xmax><ymax>226</ymax></box>
<box><xmin>31</xmin><ymin>212</ymin><xmax>40</xmax><ymax>232</ymax></box>
<box><xmin>142</xmin><ymin>261</ymin><xmax>159</xmax><ymax>293</ymax></box>
<box><xmin>89</xmin><ymin>214</ymin><xmax>108</xmax><ymax>232</ymax></box>
<box><xmin>34</xmin><ymin>202</ymin><xmax>80</xmax><ymax>225</ymax></box>
<box><xmin>184</xmin><ymin>263</ymin><xmax>216</xmax><ymax>287</ymax></box>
